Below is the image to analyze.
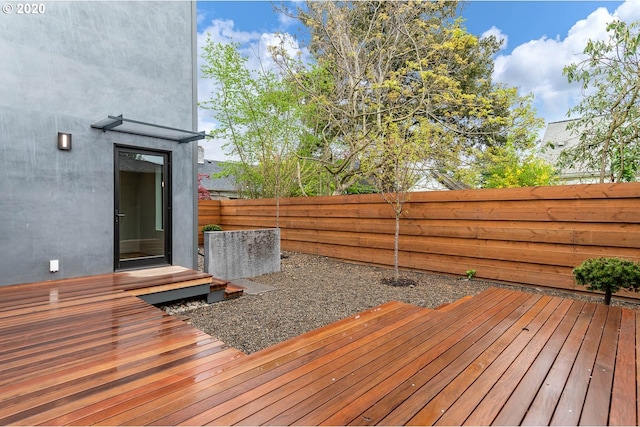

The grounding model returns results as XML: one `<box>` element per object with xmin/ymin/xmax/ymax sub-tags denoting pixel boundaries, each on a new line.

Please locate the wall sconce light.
<box><xmin>57</xmin><ymin>132</ymin><xmax>72</xmax><ymax>151</ymax></box>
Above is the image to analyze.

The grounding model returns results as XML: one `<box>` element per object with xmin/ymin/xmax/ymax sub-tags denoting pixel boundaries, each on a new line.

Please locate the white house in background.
<box><xmin>539</xmin><ymin>119</ymin><xmax>602</xmax><ymax>185</ymax></box>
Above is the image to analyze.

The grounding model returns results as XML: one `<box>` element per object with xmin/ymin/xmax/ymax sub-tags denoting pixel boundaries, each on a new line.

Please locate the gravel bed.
<box><xmin>161</xmin><ymin>251</ymin><xmax>639</xmax><ymax>354</ymax></box>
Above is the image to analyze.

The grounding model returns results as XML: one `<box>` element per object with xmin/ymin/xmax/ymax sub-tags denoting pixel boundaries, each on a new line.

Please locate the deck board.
<box><xmin>550</xmin><ymin>303</ymin><xmax>609</xmax><ymax>426</ymax></box>
<box><xmin>0</xmin><ymin>272</ymin><xmax>638</xmax><ymax>426</ymax></box>
<box><xmin>580</xmin><ymin>307</ymin><xmax>621</xmax><ymax>425</ymax></box>
<box><xmin>517</xmin><ymin>302</ymin><xmax>596</xmax><ymax>425</ymax></box>
<box><xmin>357</xmin><ymin>290</ymin><xmax>532</xmax><ymax>426</ymax></box>
<box><xmin>398</xmin><ymin>294</ymin><xmax>542</xmax><ymax>426</ymax></box>
<box><xmin>609</xmin><ymin>308</ymin><xmax>636</xmax><ymax>426</ymax></box>
<box><xmin>464</xmin><ymin>298</ymin><xmax>575</xmax><ymax>426</ymax></box>
<box><xmin>433</xmin><ymin>296</ymin><xmax>564</xmax><ymax>426</ymax></box>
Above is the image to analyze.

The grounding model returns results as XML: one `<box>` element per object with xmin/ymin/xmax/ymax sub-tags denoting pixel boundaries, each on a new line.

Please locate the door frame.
<box><xmin>114</xmin><ymin>145</ymin><xmax>172</xmax><ymax>270</ymax></box>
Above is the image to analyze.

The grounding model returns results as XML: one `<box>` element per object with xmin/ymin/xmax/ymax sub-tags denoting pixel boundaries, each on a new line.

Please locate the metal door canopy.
<box><xmin>92</xmin><ymin>115</ymin><xmax>205</xmax><ymax>143</ymax></box>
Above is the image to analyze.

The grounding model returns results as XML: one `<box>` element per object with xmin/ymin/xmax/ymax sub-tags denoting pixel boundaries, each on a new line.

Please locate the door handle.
<box><xmin>115</xmin><ymin>212</ymin><xmax>126</xmax><ymax>224</ymax></box>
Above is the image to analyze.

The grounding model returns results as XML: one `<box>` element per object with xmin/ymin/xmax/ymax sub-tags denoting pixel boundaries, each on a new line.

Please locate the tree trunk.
<box><xmin>394</xmin><ymin>212</ymin><xmax>400</xmax><ymax>281</ymax></box>
<box><xmin>604</xmin><ymin>288</ymin><xmax>612</xmax><ymax>305</ymax></box>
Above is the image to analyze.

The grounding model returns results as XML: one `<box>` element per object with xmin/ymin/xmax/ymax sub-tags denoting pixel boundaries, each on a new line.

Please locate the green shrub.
<box><xmin>573</xmin><ymin>257</ymin><xmax>640</xmax><ymax>305</ymax></box>
<box><xmin>202</xmin><ymin>224</ymin><xmax>222</xmax><ymax>232</ymax></box>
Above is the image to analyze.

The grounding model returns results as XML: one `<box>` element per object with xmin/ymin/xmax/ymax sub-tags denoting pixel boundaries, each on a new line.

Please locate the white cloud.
<box><xmin>278</xmin><ymin>10</ymin><xmax>297</xmax><ymax>29</ymax></box>
<box><xmin>493</xmin><ymin>36</ymin><xmax>578</xmax><ymax>120</ymax></box>
<box><xmin>196</xmin><ymin>18</ymin><xmax>304</xmax><ymax>161</ymax></box>
<box><xmin>491</xmin><ymin>0</ymin><xmax>640</xmax><ymax>127</ymax></box>
<box><xmin>196</xmin><ymin>12</ymin><xmax>205</xmax><ymax>26</ymax></box>
<box><xmin>481</xmin><ymin>26</ymin><xmax>508</xmax><ymax>51</ymax></box>
<box><xmin>615</xmin><ymin>0</ymin><xmax>640</xmax><ymax>22</ymax></box>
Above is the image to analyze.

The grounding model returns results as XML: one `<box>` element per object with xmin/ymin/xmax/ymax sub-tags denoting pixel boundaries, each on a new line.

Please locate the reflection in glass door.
<box><xmin>115</xmin><ymin>147</ymin><xmax>171</xmax><ymax>269</ymax></box>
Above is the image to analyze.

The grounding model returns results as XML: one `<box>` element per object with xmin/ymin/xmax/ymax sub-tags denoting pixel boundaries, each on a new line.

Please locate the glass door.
<box><xmin>114</xmin><ymin>146</ymin><xmax>171</xmax><ymax>269</ymax></box>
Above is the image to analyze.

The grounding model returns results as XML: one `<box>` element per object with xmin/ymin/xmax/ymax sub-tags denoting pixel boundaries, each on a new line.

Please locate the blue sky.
<box><xmin>196</xmin><ymin>0</ymin><xmax>639</xmax><ymax>160</ymax></box>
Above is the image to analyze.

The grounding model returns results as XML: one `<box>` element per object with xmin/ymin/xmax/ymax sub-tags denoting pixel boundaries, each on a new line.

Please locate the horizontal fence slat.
<box><xmin>219</xmin><ymin>200</ymin><xmax>640</xmax><ymax>223</ymax></box>
<box><xmin>220</xmin><ymin>217</ymin><xmax>640</xmax><ymax>249</ymax></box>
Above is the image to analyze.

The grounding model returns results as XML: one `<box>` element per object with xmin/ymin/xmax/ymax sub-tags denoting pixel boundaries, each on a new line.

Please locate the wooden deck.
<box><xmin>0</xmin><ymin>278</ymin><xmax>638</xmax><ymax>425</ymax></box>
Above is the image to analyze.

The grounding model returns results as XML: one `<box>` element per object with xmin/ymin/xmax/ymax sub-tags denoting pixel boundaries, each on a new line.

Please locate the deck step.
<box><xmin>224</xmin><ymin>283</ymin><xmax>244</xmax><ymax>299</ymax></box>
<box><xmin>210</xmin><ymin>277</ymin><xmax>228</xmax><ymax>292</ymax></box>
<box><xmin>207</xmin><ymin>278</ymin><xmax>245</xmax><ymax>303</ymax></box>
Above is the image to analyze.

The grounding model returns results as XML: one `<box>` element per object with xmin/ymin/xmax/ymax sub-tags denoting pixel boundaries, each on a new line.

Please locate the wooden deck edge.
<box><xmin>435</xmin><ymin>295</ymin><xmax>474</xmax><ymax>312</ymax></box>
<box><xmin>239</xmin><ymin>302</ymin><xmax>420</xmax><ymax>362</ymax></box>
<box><xmin>125</xmin><ymin>277</ymin><xmax>213</xmax><ymax>297</ymax></box>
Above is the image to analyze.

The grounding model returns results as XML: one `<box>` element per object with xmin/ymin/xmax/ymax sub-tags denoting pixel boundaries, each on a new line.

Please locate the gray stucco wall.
<box><xmin>0</xmin><ymin>2</ymin><xmax>198</xmax><ymax>286</ymax></box>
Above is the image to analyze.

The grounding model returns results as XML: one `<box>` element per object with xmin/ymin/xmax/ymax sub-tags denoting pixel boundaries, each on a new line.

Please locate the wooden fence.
<box><xmin>198</xmin><ymin>182</ymin><xmax>640</xmax><ymax>299</ymax></box>
<box><xmin>197</xmin><ymin>200</ymin><xmax>222</xmax><ymax>245</ymax></box>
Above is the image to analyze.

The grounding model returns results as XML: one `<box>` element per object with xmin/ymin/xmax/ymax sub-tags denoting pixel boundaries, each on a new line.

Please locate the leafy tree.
<box><xmin>610</xmin><ymin>141</ymin><xmax>640</xmax><ymax>182</ymax></box>
<box><xmin>275</xmin><ymin>1</ymin><xmax>546</xmax><ymax>190</ymax></box>
<box><xmin>272</xmin><ymin>0</ymin><xmax>549</xmax><ymax>281</ymax></box>
<box><xmin>275</xmin><ymin>2</ymin><xmax>476</xmax><ymax>193</ymax></box>
<box><xmin>362</xmin><ymin>123</ymin><xmax>440</xmax><ymax>283</ymax></box>
<box><xmin>480</xmin><ymin>143</ymin><xmax>558</xmax><ymax>188</ymax></box>
<box><xmin>200</xmin><ymin>39</ymin><xmax>321</xmax><ymax>203</ymax></box>
<box><xmin>561</xmin><ymin>19</ymin><xmax>640</xmax><ymax>183</ymax></box>
<box><xmin>453</xmin><ymin>90</ymin><xmax>553</xmax><ymax>188</ymax></box>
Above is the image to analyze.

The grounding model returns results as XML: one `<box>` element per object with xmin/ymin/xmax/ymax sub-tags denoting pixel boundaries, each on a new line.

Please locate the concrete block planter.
<box><xmin>204</xmin><ymin>228</ymin><xmax>281</xmax><ymax>280</ymax></box>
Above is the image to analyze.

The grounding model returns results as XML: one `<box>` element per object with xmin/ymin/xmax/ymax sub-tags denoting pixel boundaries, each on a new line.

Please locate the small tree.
<box><xmin>573</xmin><ymin>257</ymin><xmax>640</xmax><ymax>305</ymax></box>
<box><xmin>200</xmin><ymin>39</ymin><xmax>316</xmax><ymax>200</ymax></box>
<box><xmin>362</xmin><ymin>123</ymin><xmax>441</xmax><ymax>285</ymax></box>
<box><xmin>197</xmin><ymin>173</ymin><xmax>212</xmax><ymax>200</ymax></box>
